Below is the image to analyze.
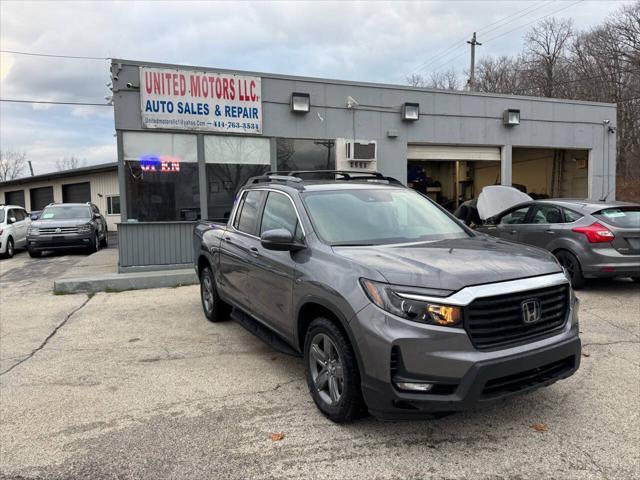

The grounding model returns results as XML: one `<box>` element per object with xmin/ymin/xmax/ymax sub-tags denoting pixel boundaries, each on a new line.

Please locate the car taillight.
<box><xmin>572</xmin><ymin>222</ymin><xmax>615</xmax><ymax>243</ymax></box>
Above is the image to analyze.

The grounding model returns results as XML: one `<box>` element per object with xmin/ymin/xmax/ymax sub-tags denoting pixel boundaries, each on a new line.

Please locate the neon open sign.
<box><xmin>139</xmin><ymin>154</ymin><xmax>180</xmax><ymax>173</ymax></box>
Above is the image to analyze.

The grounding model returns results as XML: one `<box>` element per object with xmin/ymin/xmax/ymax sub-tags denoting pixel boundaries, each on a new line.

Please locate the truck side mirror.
<box><xmin>260</xmin><ymin>229</ymin><xmax>304</xmax><ymax>252</ymax></box>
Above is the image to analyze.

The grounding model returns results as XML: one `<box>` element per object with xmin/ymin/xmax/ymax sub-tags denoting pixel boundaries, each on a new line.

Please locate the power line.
<box><xmin>397</xmin><ymin>1</ymin><xmax>552</xmax><ymax>83</ymax></box>
<box><xmin>427</xmin><ymin>0</ymin><xmax>584</xmax><ymax>75</ymax></box>
<box><xmin>0</xmin><ymin>99</ymin><xmax>111</xmax><ymax>106</ymax></box>
<box><xmin>0</xmin><ymin>49</ymin><xmax>108</xmax><ymax>60</ymax></box>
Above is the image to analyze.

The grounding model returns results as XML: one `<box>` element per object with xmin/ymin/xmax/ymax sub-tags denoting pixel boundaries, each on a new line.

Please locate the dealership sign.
<box><xmin>139</xmin><ymin>67</ymin><xmax>262</xmax><ymax>134</ymax></box>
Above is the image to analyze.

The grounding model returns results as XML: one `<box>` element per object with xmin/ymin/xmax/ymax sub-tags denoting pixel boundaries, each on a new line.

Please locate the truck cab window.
<box><xmin>235</xmin><ymin>190</ymin><xmax>265</xmax><ymax>236</ymax></box>
<box><xmin>260</xmin><ymin>192</ymin><xmax>303</xmax><ymax>242</ymax></box>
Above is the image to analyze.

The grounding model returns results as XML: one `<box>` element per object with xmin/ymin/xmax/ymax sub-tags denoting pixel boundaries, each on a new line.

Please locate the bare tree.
<box><xmin>56</xmin><ymin>156</ymin><xmax>85</xmax><ymax>171</ymax></box>
<box><xmin>475</xmin><ymin>56</ymin><xmax>524</xmax><ymax>94</ymax></box>
<box><xmin>406</xmin><ymin>69</ymin><xmax>460</xmax><ymax>90</ymax></box>
<box><xmin>0</xmin><ymin>150</ymin><xmax>27</xmax><ymax>181</ymax></box>
<box><xmin>406</xmin><ymin>73</ymin><xmax>427</xmax><ymax>88</ymax></box>
<box><xmin>523</xmin><ymin>18</ymin><xmax>574</xmax><ymax>97</ymax></box>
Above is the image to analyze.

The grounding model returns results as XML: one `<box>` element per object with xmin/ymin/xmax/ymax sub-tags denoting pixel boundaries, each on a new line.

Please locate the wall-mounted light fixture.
<box><xmin>402</xmin><ymin>102</ymin><xmax>420</xmax><ymax>121</ymax></box>
<box><xmin>291</xmin><ymin>92</ymin><xmax>310</xmax><ymax>113</ymax></box>
<box><xmin>503</xmin><ymin>109</ymin><xmax>520</xmax><ymax>126</ymax></box>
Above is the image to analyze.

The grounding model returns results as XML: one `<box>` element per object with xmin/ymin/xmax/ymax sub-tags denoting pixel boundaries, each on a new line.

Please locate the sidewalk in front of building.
<box><xmin>53</xmin><ymin>245</ymin><xmax>197</xmax><ymax>294</ymax></box>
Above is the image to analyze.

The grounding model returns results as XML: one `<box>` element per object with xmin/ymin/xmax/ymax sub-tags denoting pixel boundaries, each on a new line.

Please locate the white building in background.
<box><xmin>0</xmin><ymin>162</ymin><xmax>120</xmax><ymax>230</ymax></box>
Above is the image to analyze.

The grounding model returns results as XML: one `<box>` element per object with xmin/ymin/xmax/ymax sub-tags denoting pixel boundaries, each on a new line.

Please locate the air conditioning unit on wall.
<box><xmin>336</xmin><ymin>138</ymin><xmax>377</xmax><ymax>171</ymax></box>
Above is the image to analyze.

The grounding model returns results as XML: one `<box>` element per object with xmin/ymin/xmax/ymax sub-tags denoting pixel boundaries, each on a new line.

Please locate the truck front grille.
<box><xmin>464</xmin><ymin>284</ymin><xmax>569</xmax><ymax>351</ymax></box>
<box><xmin>39</xmin><ymin>226</ymin><xmax>79</xmax><ymax>235</ymax></box>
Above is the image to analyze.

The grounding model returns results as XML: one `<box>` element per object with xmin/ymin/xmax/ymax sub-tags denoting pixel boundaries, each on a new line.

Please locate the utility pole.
<box><xmin>466</xmin><ymin>32</ymin><xmax>482</xmax><ymax>92</ymax></box>
<box><xmin>28</xmin><ymin>160</ymin><xmax>34</xmax><ymax>176</ymax></box>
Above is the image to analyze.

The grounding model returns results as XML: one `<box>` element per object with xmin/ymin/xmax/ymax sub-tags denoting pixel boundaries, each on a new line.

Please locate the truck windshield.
<box><xmin>40</xmin><ymin>205</ymin><xmax>92</xmax><ymax>220</ymax></box>
<box><xmin>302</xmin><ymin>188</ymin><xmax>468</xmax><ymax>246</ymax></box>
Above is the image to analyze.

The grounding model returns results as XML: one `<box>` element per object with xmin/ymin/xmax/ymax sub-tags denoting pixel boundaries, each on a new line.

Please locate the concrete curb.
<box><xmin>54</xmin><ymin>269</ymin><xmax>198</xmax><ymax>294</ymax></box>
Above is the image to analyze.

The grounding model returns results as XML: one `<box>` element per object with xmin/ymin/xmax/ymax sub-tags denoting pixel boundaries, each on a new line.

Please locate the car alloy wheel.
<box><xmin>202</xmin><ymin>274</ymin><xmax>214</xmax><ymax>315</ymax></box>
<box><xmin>6</xmin><ymin>238</ymin><xmax>14</xmax><ymax>258</ymax></box>
<box><xmin>309</xmin><ymin>333</ymin><xmax>344</xmax><ymax>405</ymax></box>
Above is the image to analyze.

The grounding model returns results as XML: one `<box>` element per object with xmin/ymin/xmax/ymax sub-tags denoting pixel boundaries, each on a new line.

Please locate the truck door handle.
<box><xmin>509</xmin><ymin>230</ymin><xmax>517</xmax><ymax>234</ymax></box>
<box><xmin>250</xmin><ymin>247</ymin><xmax>259</xmax><ymax>257</ymax></box>
<box><xmin>545</xmin><ymin>230</ymin><xmax>555</xmax><ymax>235</ymax></box>
<box><xmin>223</xmin><ymin>236</ymin><xmax>232</xmax><ymax>243</ymax></box>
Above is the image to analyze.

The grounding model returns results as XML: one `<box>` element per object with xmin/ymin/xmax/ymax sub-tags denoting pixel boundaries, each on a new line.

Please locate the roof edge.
<box><xmin>111</xmin><ymin>58</ymin><xmax>617</xmax><ymax>109</ymax></box>
<box><xmin>0</xmin><ymin>162</ymin><xmax>118</xmax><ymax>188</ymax></box>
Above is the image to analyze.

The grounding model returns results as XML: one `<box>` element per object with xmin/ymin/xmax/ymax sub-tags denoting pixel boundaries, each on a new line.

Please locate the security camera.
<box><xmin>603</xmin><ymin>119</ymin><xmax>610</xmax><ymax>124</ymax></box>
<box><xmin>113</xmin><ymin>75</ymin><xmax>119</xmax><ymax>81</ymax></box>
<box><xmin>346</xmin><ymin>96</ymin><xmax>359</xmax><ymax>109</ymax></box>
<box><xmin>126</xmin><ymin>82</ymin><xmax>133</xmax><ymax>88</ymax></box>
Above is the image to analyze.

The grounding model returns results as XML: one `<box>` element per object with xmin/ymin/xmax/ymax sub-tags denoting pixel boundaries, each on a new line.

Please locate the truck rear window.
<box><xmin>593</xmin><ymin>207</ymin><xmax>640</xmax><ymax>228</ymax></box>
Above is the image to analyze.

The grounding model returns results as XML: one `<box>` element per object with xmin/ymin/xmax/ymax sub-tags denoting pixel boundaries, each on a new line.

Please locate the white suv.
<box><xmin>0</xmin><ymin>205</ymin><xmax>30</xmax><ymax>258</ymax></box>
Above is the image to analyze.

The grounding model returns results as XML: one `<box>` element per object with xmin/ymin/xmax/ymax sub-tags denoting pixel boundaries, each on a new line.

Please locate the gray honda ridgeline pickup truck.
<box><xmin>194</xmin><ymin>171</ymin><xmax>580</xmax><ymax>422</ymax></box>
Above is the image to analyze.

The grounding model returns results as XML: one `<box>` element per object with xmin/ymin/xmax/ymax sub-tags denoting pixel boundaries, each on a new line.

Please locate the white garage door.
<box><xmin>408</xmin><ymin>145</ymin><xmax>501</xmax><ymax>162</ymax></box>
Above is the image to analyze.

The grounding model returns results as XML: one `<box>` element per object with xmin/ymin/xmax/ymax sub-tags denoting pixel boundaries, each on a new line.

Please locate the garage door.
<box><xmin>4</xmin><ymin>189</ymin><xmax>25</xmax><ymax>207</ymax></box>
<box><xmin>408</xmin><ymin>145</ymin><xmax>501</xmax><ymax>162</ymax></box>
<box><xmin>62</xmin><ymin>182</ymin><xmax>91</xmax><ymax>203</ymax></box>
<box><xmin>30</xmin><ymin>186</ymin><xmax>54</xmax><ymax>211</ymax></box>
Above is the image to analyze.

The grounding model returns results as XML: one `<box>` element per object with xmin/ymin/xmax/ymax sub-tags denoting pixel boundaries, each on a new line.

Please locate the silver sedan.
<box><xmin>476</xmin><ymin>199</ymin><xmax>640</xmax><ymax>288</ymax></box>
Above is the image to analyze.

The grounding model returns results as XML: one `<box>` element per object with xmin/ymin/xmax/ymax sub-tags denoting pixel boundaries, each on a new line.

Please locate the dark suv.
<box><xmin>27</xmin><ymin>203</ymin><xmax>108</xmax><ymax>257</ymax></box>
<box><xmin>194</xmin><ymin>171</ymin><xmax>580</xmax><ymax>422</ymax></box>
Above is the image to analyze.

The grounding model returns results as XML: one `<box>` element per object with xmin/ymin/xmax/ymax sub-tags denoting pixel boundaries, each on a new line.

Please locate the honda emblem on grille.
<box><xmin>55</xmin><ymin>228</ymin><xmax>62</xmax><ymax>234</ymax></box>
<box><xmin>521</xmin><ymin>299</ymin><xmax>541</xmax><ymax>324</ymax></box>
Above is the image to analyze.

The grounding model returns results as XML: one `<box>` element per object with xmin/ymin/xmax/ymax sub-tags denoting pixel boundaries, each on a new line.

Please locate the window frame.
<box><xmin>231</xmin><ymin>188</ymin><xmax>306</xmax><ymax>242</ymax></box>
<box><xmin>259</xmin><ymin>191</ymin><xmax>306</xmax><ymax>242</ymax></box>
<box><xmin>497</xmin><ymin>204</ymin><xmax>534</xmax><ymax>225</ymax></box>
<box><xmin>231</xmin><ymin>190</ymin><xmax>267</xmax><ymax>237</ymax></box>
<box><xmin>106</xmin><ymin>195</ymin><xmax>121</xmax><ymax>216</ymax></box>
<box><xmin>527</xmin><ymin>203</ymin><xmax>564</xmax><ymax>225</ymax></box>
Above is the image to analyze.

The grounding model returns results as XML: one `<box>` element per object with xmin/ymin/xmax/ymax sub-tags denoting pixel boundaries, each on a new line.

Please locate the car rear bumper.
<box><xmin>27</xmin><ymin>233</ymin><xmax>93</xmax><ymax>251</ymax></box>
<box><xmin>349</xmin><ymin>279</ymin><xmax>580</xmax><ymax>419</ymax></box>
<box><xmin>578</xmin><ymin>247</ymin><xmax>640</xmax><ymax>278</ymax></box>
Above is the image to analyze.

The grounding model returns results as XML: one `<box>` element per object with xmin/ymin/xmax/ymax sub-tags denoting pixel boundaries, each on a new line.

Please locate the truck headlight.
<box><xmin>360</xmin><ymin>278</ymin><xmax>462</xmax><ymax>327</ymax></box>
<box><xmin>28</xmin><ymin>226</ymin><xmax>40</xmax><ymax>236</ymax></box>
<box><xmin>77</xmin><ymin>224</ymin><xmax>92</xmax><ymax>233</ymax></box>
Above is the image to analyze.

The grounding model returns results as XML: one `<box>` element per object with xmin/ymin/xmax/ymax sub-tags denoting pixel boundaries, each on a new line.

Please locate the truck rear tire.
<box><xmin>304</xmin><ymin>317</ymin><xmax>365</xmax><ymax>423</ymax></box>
<box><xmin>200</xmin><ymin>266</ymin><xmax>231</xmax><ymax>322</ymax></box>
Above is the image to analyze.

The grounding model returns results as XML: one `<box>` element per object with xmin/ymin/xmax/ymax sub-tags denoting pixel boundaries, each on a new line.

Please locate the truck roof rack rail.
<box><xmin>245</xmin><ymin>170</ymin><xmax>403</xmax><ymax>189</ymax></box>
<box><xmin>285</xmin><ymin>170</ymin><xmax>403</xmax><ymax>185</ymax></box>
<box><xmin>245</xmin><ymin>174</ymin><xmax>305</xmax><ymax>190</ymax></box>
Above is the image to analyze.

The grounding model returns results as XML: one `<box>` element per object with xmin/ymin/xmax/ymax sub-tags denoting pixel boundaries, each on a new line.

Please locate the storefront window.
<box><xmin>276</xmin><ymin>138</ymin><xmax>335</xmax><ymax>172</ymax></box>
<box><xmin>205</xmin><ymin>135</ymin><xmax>271</xmax><ymax>221</ymax></box>
<box><xmin>123</xmin><ymin>132</ymin><xmax>199</xmax><ymax>221</ymax></box>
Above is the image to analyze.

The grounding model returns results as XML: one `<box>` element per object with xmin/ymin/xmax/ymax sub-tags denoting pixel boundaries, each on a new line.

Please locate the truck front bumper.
<box><xmin>349</xmin><ymin>276</ymin><xmax>581</xmax><ymax>419</ymax></box>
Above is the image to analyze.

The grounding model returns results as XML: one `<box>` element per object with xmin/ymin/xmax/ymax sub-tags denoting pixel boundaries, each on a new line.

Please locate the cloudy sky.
<box><xmin>0</xmin><ymin>0</ymin><xmax>632</xmax><ymax>176</ymax></box>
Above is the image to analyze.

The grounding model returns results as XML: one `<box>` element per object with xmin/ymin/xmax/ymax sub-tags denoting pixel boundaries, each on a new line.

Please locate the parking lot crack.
<box><xmin>582</xmin><ymin>340</ymin><xmax>639</xmax><ymax>348</ymax></box>
<box><xmin>0</xmin><ymin>295</ymin><xmax>92</xmax><ymax>377</ymax></box>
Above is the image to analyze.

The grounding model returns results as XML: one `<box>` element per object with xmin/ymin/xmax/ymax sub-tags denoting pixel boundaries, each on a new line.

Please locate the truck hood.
<box><xmin>477</xmin><ymin>185</ymin><xmax>532</xmax><ymax>220</ymax></box>
<box><xmin>333</xmin><ymin>236</ymin><xmax>561</xmax><ymax>292</ymax></box>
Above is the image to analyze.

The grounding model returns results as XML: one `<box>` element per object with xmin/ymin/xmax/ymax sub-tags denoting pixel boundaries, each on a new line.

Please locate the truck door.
<box><xmin>250</xmin><ymin>191</ymin><xmax>302</xmax><ymax>343</ymax></box>
<box><xmin>218</xmin><ymin>190</ymin><xmax>266</xmax><ymax>310</ymax></box>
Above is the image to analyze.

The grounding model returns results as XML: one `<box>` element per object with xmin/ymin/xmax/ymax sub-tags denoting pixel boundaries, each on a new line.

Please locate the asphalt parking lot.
<box><xmin>1</xmin><ymin>249</ymin><xmax>638</xmax><ymax>479</ymax></box>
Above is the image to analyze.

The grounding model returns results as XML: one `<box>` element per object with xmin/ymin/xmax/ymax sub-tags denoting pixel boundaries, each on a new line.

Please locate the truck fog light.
<box><xmin>395</xmin><ymin>382</ymin><xmax>433</xmax><ymax>392</ymax></box>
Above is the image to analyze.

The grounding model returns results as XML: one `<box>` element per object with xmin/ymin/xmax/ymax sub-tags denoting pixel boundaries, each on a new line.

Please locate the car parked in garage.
<box><xmin>26</xmin><ymin>202</ymin><xmax>108</xmax><ymax>257</ymax></box>
<box><xmin>0</xmin><ymin>204</ymin><xmax>30</xmax><ymax>258</ymax></box>
<box><xmin>475</xmin><ymin>189</ymin><xmax>640</xmax><ymax>288</ymax></box>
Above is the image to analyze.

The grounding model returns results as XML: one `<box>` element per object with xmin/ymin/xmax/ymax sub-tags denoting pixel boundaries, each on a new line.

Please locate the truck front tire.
<box><xmin>304</xmin><ymin>317</ymin><xmax>365</xmax><ymax>423</ymax></box>
<box><xmin>200</xmin><ymin>266</ymin><xmax>231</xmax><ymax>322</ymax></box>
